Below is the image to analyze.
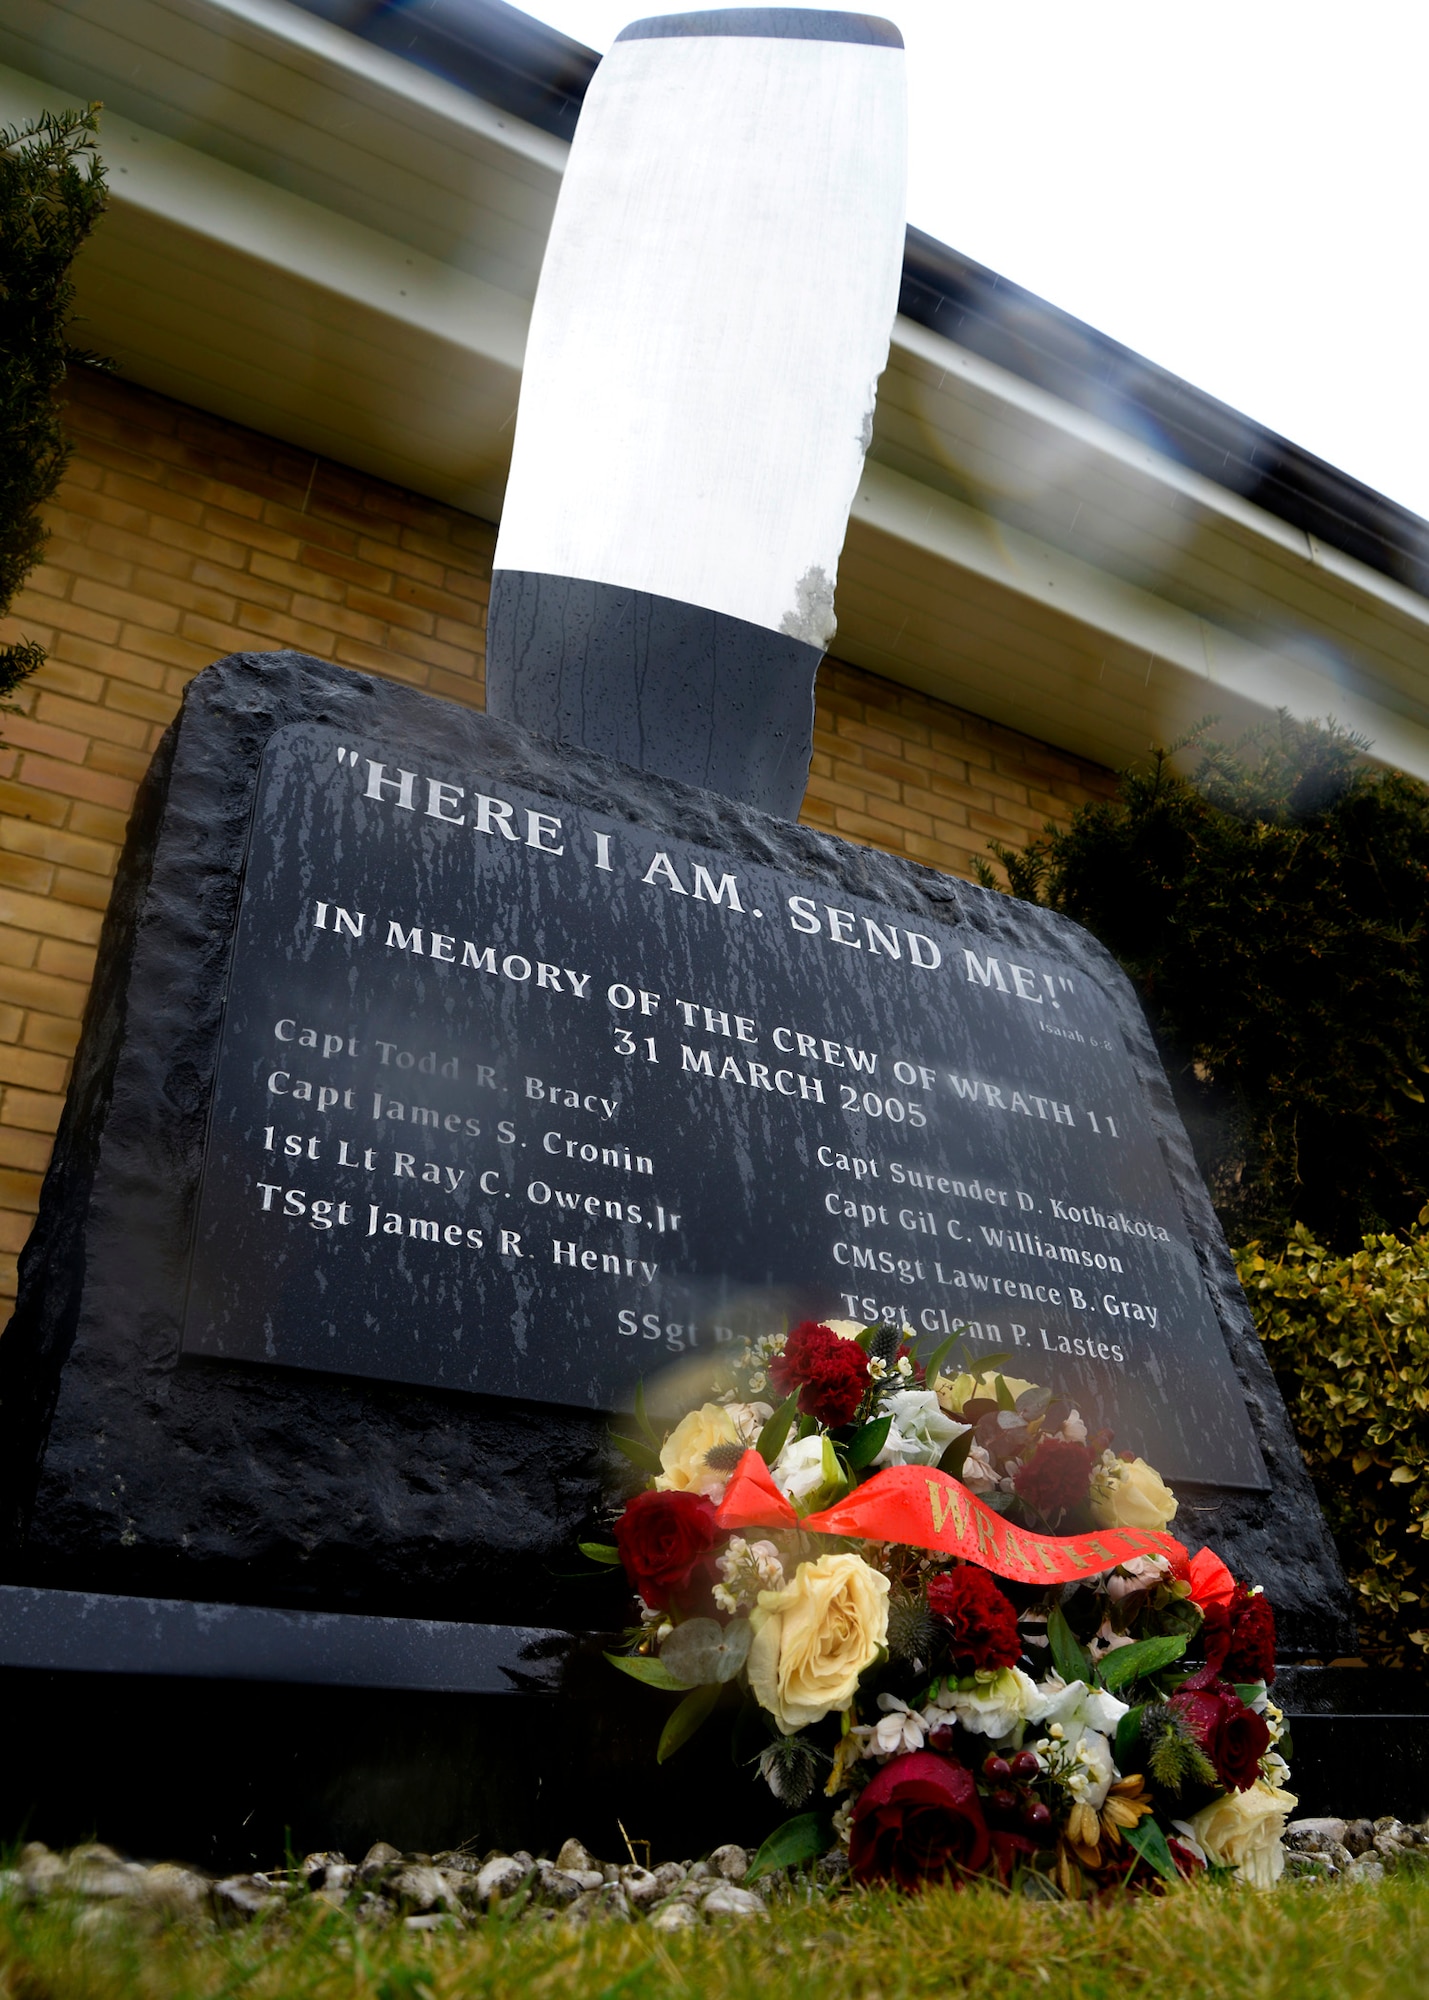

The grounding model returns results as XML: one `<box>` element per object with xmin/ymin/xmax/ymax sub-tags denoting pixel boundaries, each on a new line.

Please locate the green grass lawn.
<box><xmin>2</xmin><ymin>1875</ymin><xmax>1425</xmax><ymax>2000</ymax></box>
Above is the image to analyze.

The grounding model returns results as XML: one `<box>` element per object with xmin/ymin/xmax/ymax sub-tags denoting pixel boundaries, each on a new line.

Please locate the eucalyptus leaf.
<box><xmin>656</xmin><ymin>1681</ymin><xmax>721</xmax><ymax>1763</ymax></box>
<box><xmin>578</xmin><ymin>1541</ymin><xmax>623</xmax><ymax>1567</ymax></box>
<box><xmin>1014</xmin><ymin>1385</ymin><xmax>1054</xmax><ymax>1420</ymax></box>
<box><xmin>1047</xmin><ymin>1603</ymin><xmax>1091</xmax><ymax>1687</ymax></box>
<box><xmin>658</xmin><ymin>1616</ymin><xmax>753</xmax><ymax>1688</ymax></box>
<box><xmin>610</xmin><ymin>1432</ymin><xmax>662</xmax><ymax>1476</ymax></box>
<box><xmin>756</xmin><ymin>1393</ymin><xmax>800</xmax><ymax>1466</ymax></box>
<box><xmin>604</xmin><ymin>1651</ymin><xmax>684</xmax><ymax>1692</ymax></box>
<box><xmin>746</xmin><ymin>1811</ymin><xmax>831</xmax><ymax>1882</ymax></box>
<box><xmin>966</xmin><ymin>1351</ymin><xmax>1016</xmax><ymax>1380</ymax></box>
<box><xmin>846</xmin><ymin>1414</ymin><xmax>893</xmax><ymax>1470</ymax></box>
<box><xmin>1097</xmin><ymin>1634</ymin><xmax>1188</xmax><ymax>1692</ymax></box>
<box><xmin>1124</xmin><ymin>1816</ymin><xmax>1181</xmax><ymax>1886</ymax></box>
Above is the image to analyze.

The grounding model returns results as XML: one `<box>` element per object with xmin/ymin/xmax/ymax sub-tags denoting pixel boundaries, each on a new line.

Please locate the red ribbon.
<box><xmin>714</xmin><ymin>1449</ymin><xmax>1187</xmax><ymax>1587</ymax></box>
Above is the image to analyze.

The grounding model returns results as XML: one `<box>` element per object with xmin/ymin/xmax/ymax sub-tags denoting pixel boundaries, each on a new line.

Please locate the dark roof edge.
<box><xmin>291</xmin><ymin>0</ymin><xmax>1429</xmax><ymax>602</ymax></box>
<box><xmin>901</xmin><ymin>229</ymin><xmax>1429</xmax><ymax>601</ymax></box>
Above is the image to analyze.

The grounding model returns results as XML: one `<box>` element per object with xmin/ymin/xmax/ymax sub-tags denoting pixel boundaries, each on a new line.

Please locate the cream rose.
<box><xmin>654</xmin><ymin>1403</ymin><xmax>739</xmax><ymax>1498</ymax></box>
<box><xmin>934</xmin><ymin>1370</ymin><xmax>1038</xmax><ymax>1416</ymax></box>
<box><xmin>1183</xmin><ymin>1780</ymin><xmax>1298</xmax><ymax>1888</ymax></box>
<box><xmin>1089</xmin><ymin>1451</ymin><xmax>1178</xmax><ymax>1532</ymax></box>
<box><xmin>747</xmin><ymin>1552</ymin><xmax>889</xmax><ymax>1734</ymax></box>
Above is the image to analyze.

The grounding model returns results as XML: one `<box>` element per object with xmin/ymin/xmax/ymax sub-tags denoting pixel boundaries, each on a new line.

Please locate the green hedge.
<box><xmin>1236</xmin><ymin>1224</ymin><xmax>1429</xmax><ymax>1665</ymax></box>
<box><xmin>978</xmin><ymin>715</ymin><xmax>1429</xmax><ymax>1247</ymax></box>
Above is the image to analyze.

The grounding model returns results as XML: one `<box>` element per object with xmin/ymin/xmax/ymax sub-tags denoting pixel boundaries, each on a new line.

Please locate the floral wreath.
<box><xmin>585</xmin><ymin>1319</ymin><xmax>1292</xmax><ymax>1897</ymax></box>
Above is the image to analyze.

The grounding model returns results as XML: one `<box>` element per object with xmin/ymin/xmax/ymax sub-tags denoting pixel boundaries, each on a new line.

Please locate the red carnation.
<box><xmin>769</xmin><ymin>1321</ymin><xmax>870</xmax><ymax>1428</ymax></box>
<box><xmin>926</xmin><ymin>1567</ymin><xmax>1021</xmax><ymax>1673</ymax></box>
<box><xmin>612</xmin><ymin>1488</ymin><xmax>719</xmax><ymax>1611</ymax></box>
<box><xmin>1203</xmin><ymin>1585</ymin><xmax>1277</xmax><ymax>1685</ymax></box>
<box><xmin>1168</xmin><ymin>1672</ymin><xmax>1271</xmax><ymax>1792</ymax></box>
<box><xmin>1012</xmin><ymin>1436</ymin><xmax>1095</xmax><ymax>1522</ymax></box>
<box><xmin>849</xmin><ymin>1752</ymin><xmax>991</xmax><ymax>1891</ymax></box>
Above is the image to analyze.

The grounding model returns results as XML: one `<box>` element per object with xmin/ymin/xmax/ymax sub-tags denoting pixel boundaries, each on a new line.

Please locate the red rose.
<box><xmin>1168</xmin><ymin>1672</ymin><xmax>1271</xmax><ymax>1792</ymax></box>
<box><xmin>849</xmin><ymin>1752</ymin><xmax>991</xmax><ymax>1891</ymax></box>
<box><xmin>1203</xmin><ymin>1585</ymin><xmax>1277</xmax><ymax>1685</ymax></box>
<box><xmin>612</xmin><ymin>1488</ymin><xmax>719</xmax><ymax>1611</ymax></box>
<box><xmin>926</xmin><ymin>1566</ymin><xmax>1021</xmax><ymax>1673</ymax></box>
<box><xmin>769</xmin><ymin>1321</ymin><xmax>870</xmax><ymax>1428</ymax></box>
<box><xmin>1012</xmin><ymin>1436</ymin><xmax>1095</xmax><ymax>1522</ymax></box>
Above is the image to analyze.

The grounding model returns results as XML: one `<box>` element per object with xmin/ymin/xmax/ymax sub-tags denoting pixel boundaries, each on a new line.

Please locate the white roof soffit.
<box><xmin>4</xmin><ymin>0</ymin><xmax>1429</xmax><ymax>781</ymax></box>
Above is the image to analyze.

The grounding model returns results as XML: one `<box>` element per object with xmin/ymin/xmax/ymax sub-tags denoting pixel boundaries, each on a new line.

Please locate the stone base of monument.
<box><xmin>0</xmin><ymin>1586</ymin><xmax>785</xmax><ymax>1871</ymax></box>
<box><xmin>2</xmin><ymin>1586</ymin><xmax>1425</xmax><ymax>1869</ymax></box>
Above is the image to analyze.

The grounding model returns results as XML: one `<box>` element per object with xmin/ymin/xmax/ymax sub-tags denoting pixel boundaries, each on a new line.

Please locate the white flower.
<box><xmin>1103</xmin><ymin>1553</ymin><xmax>1172</xmax><ymax>1601</ymax></box>
<box><xmin>924</xmin><ymin>1666</ymin><xmax>1041</xmax><ymax>1741</ymax></box>
<box><xmin>770</xmin><ymin>1432</ymin><xmax>843</xmax><ymax>1509</ymax></box>
<box><xmin>958</xmin><ymin>1442</ymin><xmax>1010</xmax><ymax>1495</ymax></box>
<box><xmin>712</xmin><ymin>1535</ymin><xmax>786</xmax><ymax>1615</ymax></box>
<box><xmin>1261</xmin><ymin>1751</ymin><xmax>1293</xmax><ymax>1791</ymax></box>
<box><xmin>861</xmin><ymin>1693</ymin><xmax>926</xmax><ymax>1758</ymax></box>
<box><xmin>873</xmin><ymin>1390</ymin><xmax>968</xmax><ymax>1469</ymax></box>
<box><xmin>1026</xmin><ymin>1677</ymin><xmax>1129</xmax><ymax>1808</ymax></box>
<box><xmin>1056</xmin><ymin>1407</ymin><xmax>1089</xmax><ymax>1444</ymax></box>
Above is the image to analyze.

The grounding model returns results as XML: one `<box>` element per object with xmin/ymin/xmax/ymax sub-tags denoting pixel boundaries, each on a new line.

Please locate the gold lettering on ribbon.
<box><xmin>1001</xmin><ymin>1526</ymin><xmax>1037</xmax><ymax>1577</ymax></box>
<box><xmin>1031</xmin><ymin>1538</ymin><xmax>1065</xmax><ymax>1576</ymax></box>
<box><xmin>927</xmin><ymin>1480</ymin><xmax>967</xmax><ymax>1540</ymax></box>
<box><xmin>975</xmin><ymin>1508</ymin><xmax>1001</xmax><ymax>1559</ymax></box>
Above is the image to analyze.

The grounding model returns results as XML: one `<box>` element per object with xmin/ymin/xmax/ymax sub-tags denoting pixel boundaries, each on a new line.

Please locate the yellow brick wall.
<box><xmin>0</xmin><ymin>371</ymin><xmax>1115</xmax><ymax>1314</ymax></box>
<box><xmin>803</xmin><ymin>658</ymin><xmax>1117</xmax><ymax>881</ymax></box>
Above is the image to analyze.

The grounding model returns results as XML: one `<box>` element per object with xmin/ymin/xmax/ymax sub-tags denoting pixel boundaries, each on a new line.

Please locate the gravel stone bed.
<box><xmin>0</xmin><ymin>1836</ymin><xmax>801</xmax><ymax>1932</ymax></box>
<box><xmin>3</xmin><ymin>1818</ymin><xmax>1424</xmax><ymax>1930</ymax></box>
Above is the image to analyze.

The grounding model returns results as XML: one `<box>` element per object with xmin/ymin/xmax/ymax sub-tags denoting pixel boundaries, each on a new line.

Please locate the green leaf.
<box><xmin>1097</xmin><ymin>1634</ymin><xmax>1188</xmax><ymax>1691</ymax></box>
<box><xmin>756</xmin><ymin>1392</ymin><xmax>800</xmax><ymax>1466</ymax></box>
<box><xmin>916</xmin><ymin>1326</ymin><xmax>963</xmax><ymax>1384</ymax></box>
<box><xmin>578</xmin><ymin>1541</ymin><xmax>623</xmax><ymax>1567</ymax></box>
<box><xmin>1113</xmin><ymin>1704</ymin><xmax>1144</xmax><ymax>1772</ymax></box>
<box><xmin>1047</xmin><ymin>1603</ymin><xmax>1091</xmax><ymax>1687</ymax></box>
<box><xmin>846</xmin><ymin>1414</ymin><xmax>892</xmax><ymax>1470</ymax></box>
<box><xmin>966</xmin><ymin>1351</ymin><xmax>1017</xmax><ymax>1381</ymax></box>
<box><xmin>658</xmin><ymin>1616</ymin><xmax>753</xmax><ymax>1688</ymax></box>
<box><xmin>1233</xmin><ymin>1683</ymin><xmax>1266</xmax><ymax>1704</ymax></box>
<box><xmin>745</xmin><ymin>1811</ymin><xmax>831</xmax><ymax>1882</ymax></box>
<box><xmin>633</xmin><ymin>1377</ymin><xmax>657</xmax><ymax>1446</ymax></box>
<box><xmin>656</xmin><ymin>1682</ymin><xmax>720</xmax><ymax>1763</ymax></box>
<box><xmin>854</xmin><ymin>1324</ymin><xmax>880</xmax><ymax>1352</ymax></box>
<box><xmin>604</xmin><ymin>1651</ymin><xmax>684</xmax><ymax>1692</ymax></box>
<box><xmin>937</xmin><ymin>1429</ymin><xmax>974</xmax><ymax>1478</ymax></box>
<box><xmin>610</xmin><ymin>1432</ymin><xmax>662</xmax><ymax>1476</ymax></box>
<box><xmin>1124</xmin><ymin>1817</ymin><xmax>1181</xmax><ymax>1886</ymax></box>
<box><xmin>994</xmin><ymin>1373</ymin><xmax>1017</xmax><ymax>1411</ymax></box>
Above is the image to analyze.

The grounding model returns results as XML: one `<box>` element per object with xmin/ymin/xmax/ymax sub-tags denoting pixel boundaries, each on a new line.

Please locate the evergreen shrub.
<box><xmin>1236</xmin><ymin>1225</ymin><xmax>1429</xmax><ymax>1665</ymax></box>
<box><xmin>980</xmin><ymin>715</ymin><xmax>1429</xmax><ymax>1660</ymax></box>
<box><xmin>0</xmin><ymin>105</ymin><xmax>107</xmax><ymax>700</ymax></box>
<box><xmin>978</xmin><ymin>714</ymin><xmax>1429</xmax><ymax>1248</ymax></box>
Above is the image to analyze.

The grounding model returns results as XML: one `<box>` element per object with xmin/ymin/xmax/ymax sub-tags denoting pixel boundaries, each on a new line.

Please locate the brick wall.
<box><xmin>803</xmin><ymin>658</ymin><xmax>1116</xmax><ymax>883</ymax></box>
<box><xmin>0</xmin><ymin>371</ymin><xmax>1115</xmax><ymax>1314</ymax></box>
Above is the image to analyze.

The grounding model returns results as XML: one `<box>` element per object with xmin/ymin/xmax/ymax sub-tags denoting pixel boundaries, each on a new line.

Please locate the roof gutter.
<box><xmin>289</xmin><ymin>0</ymin><xmax>1429</xmax><ymax>606</ymax></box>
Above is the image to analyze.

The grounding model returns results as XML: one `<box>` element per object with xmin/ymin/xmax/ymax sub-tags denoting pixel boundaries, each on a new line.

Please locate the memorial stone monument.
<box><xmin>0</xmin><ymin>7</ymin><xmax>1369</xmax><ymax>1862</ymax></box>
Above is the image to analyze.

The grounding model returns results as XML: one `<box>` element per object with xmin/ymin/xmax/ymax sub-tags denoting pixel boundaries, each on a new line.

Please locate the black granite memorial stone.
<box><xmin>0</xmin><ymin>652</ymin><xmax>1353</xmax><ymax>1655</ymax></box>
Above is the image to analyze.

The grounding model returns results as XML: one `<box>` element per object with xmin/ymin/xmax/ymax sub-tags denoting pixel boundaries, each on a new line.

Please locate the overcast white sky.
<box><xmin>523</xmin><ymin>0</ymin><xmax>1429</xmax><ymax>522</ymax></box>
